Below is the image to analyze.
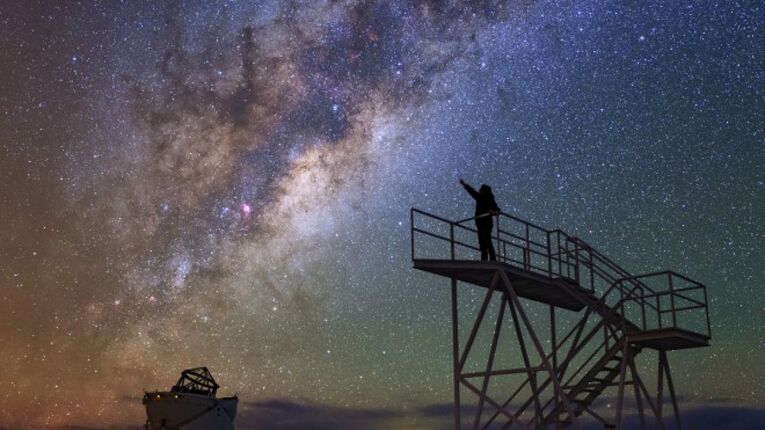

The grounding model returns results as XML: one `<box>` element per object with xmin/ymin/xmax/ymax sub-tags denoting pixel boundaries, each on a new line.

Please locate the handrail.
<box><xmin>456</xmin><ymin>212</ymin><xmax>551</xmax><ymax>233</ymax></box>
<box><xmin>411</xmin><ymin>207</ymin><xmax>710</xmax><ymax>338</ymax></box>
<box><xmin>411</xmin><ymin>207</ymin><xmax>453</xmax><ymax>224</ymax></box>
<box><xmin>551</xmin><ymin>232</ymin><xmax>666</xmax><ymax>329</ymax></box>
<box><xmin>612</xmin><ymin>271</ymin><xmax>711</xmax><ymax>338</ymax></box>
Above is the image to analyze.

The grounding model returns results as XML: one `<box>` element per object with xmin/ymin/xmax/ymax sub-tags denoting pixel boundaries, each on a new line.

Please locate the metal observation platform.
<box><xmin>411</xmin><ymin>209</ymin><xmax>711</xmax><ymax>429</ymax></box>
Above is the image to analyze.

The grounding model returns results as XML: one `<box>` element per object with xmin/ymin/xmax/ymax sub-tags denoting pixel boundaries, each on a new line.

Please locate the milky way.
<box><xmin>1</xmin><ymin>1</ymin><xmax>763</xmax><ymax>428</ymax></box>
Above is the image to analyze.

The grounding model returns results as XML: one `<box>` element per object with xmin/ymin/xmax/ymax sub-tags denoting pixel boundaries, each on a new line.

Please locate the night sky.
<box><xmin>1</xmin><ymin>1</ymin><xmax>763</xmax><ymax>429</ymax></box>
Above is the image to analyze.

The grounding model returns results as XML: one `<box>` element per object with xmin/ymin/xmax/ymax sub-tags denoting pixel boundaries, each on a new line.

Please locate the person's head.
<box><xmin>479</xmin><ymin>184</ymin><xmax>492</xmax><ymax>195</ymax></box>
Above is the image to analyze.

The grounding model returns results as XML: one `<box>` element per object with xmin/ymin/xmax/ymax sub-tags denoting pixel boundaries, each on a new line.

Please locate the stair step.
<box><xmin>566</xmin><ymin>379</ymin><xmax>602</xmax><ymax>388</ymax></box>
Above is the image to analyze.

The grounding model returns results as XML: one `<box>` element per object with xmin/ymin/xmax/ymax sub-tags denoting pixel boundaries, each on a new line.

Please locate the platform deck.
<box><xmin>413</xmin><ymin>259</ymin><xmax>592</xmax><ymax>311</ymax></box>
<box><xmin>628</xmin><ymin>327</ymin><xmax>710</xmax><ymax>350</ymax></box>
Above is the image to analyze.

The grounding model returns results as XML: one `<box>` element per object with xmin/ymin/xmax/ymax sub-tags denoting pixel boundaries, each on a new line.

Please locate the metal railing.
<box><xmin>410</xmin><ymin>208</ymin><xmax>710</xmax><ymax>339</ymax></box>
<box><xmin>614</xmin><ymin>271</ymin><xmax>711</xmax><ymax>338</ymax></box>
<box><xmin>411</xmin><ymin>208</ymin><xmax>578</xmax><ymax>280</ymax></box>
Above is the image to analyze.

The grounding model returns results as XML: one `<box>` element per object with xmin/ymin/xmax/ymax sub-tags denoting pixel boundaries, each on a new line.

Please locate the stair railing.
<box><xmin>551</xmin><ymin>233</ymin><xmax>659</xmax><ymax>330</ymax></box>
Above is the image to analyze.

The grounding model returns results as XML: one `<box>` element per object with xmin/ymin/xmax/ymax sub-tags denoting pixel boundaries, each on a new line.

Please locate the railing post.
<box><xmin>657</xmin><ymin>295</ymin><xmax>662</xmax><ymax>329</ymax></box>
<box><xmin>669</xmin><ymin>273</ymin><xmax>677</xmax><ymax>328</ymax></box>
<box><xmin>524</xmin><ymin>224</ymin><xmax>530</xmax><ymax>270</ymax></box>
<box><xmin>562</xmin><ymin>234</ymin><xmax>568</xmax><ymax>278</ymax></box>
<box><xmin>556</xmin><ymin>233</ymin><xmax>563</xmax><ymax>276</ymax></box>
<box><xmin>574</xmin><ymin>241</ymin><xmax>580</xmax><ymax>285</ymax></box>
<box><xmin>495</xmin><ymin>214</ymin><xmax>501</xmax><ymax>261</ymax></box>
<box><xmin>561</xmin><ymin>237</ymin><xmax>567</xmax><ymax>276</ymax></box>
<box><xmin>546</xmin><ymin>231</ymin><xmax>552</xmax><ymax>277</ymax></box>
<box><xmin>589</xmin><ymin>248</ymin><xmax>594</xmax><ymax>292</ymax></box>
<box><xmin>410</xmin><ymin>209</ymin><xmax>415</xmax><ymax>260</ymax></box>
<box><xmin>450</xmin><ymin>222</ymin><xmax>455</xmax><ymax>260</ymax></box>
<box><xmin>641</xmin><ymin>287</ymin><xmax>647</xmax><ymax>330</ymax></box>
<box><xmin>703</xmin><ymin>286</ymin><xmax>711</xmax><ymax>338</ymax></box>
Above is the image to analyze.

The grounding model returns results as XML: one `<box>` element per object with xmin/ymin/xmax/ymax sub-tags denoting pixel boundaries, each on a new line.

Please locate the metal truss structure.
<box><xmin>171</xmin><ymin>367</ymin><xmax>220</xmax><ymax>397</ymax></box>
<box><xmin>411</xmin><ymin>209</ymin><xmax>711</xmax><ymax>429</ymax></box>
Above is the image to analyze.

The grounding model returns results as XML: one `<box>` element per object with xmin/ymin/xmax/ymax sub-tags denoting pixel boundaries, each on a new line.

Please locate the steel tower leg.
<box><xmin>633</xmin><ymin>363</ymin><xmax>667</xmax><ymax>430</ymax></box>
<box><xmin>507</xmin><ymin>298</ymin><xmax>542</xmax><ymax>425</ymax></box>
<box><xmin>660</xmin><ymin>350</ymin><xmax>682</xmax><ymax>430</ymax></box>
<box><xmin>451</xmin><ymin>272</ymin><xmax>504</xmax><ymax>429</ymax></box>
<box><xmin>615</xmin><ymin>346</ymin><xmax>672</xmax><ymax>430</ymax></box>
<box><xmin>550</xmin><ymin>306</ymin><xmax>561</xmax><ymax>430</ymax></box>
<box><xmin>474</xmin><ymin>296</ymin><xmax>506</xmax><ymax>429</ymax></box>
<box><xmin>629</xmin><ymin>355</ymin><xmax>646</xmax><ymax>430</ymax></box>
<box><xmin>452</xmin><ymin>277</ymin><xmax>461</xmax><ymax>430</ymax></box>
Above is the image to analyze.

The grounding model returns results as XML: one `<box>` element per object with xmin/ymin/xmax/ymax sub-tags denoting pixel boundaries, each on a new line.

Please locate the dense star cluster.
<box><xmin>0</xmin><ymin>1</ymin><xmax>762</xmax><ymax>428</ymax></box>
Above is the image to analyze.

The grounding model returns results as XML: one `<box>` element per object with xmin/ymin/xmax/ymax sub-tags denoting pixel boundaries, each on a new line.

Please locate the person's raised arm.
<box><xmin>459</xmin><ymin>178</ymin><xmax>479</xmax><ymax>199</ymax></box>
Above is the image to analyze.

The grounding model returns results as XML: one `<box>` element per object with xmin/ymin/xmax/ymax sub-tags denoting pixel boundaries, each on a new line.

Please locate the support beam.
<box><xmin>628</xmin><ymin>353</ymin><xmax>646</xmax><ymax>430</ymax></box>
<box><xmin>452</xmin><ymin>277</ymin><xmax>461</xmax><ymax>430</ymax></box>
<box><xmin>461</xmin><ymin>378</ymin><xmax>530</xmax><ymax>430</ymax></box>
<box><xmin>559</xmin><ymin>308</ymin><xmax>592</xmax><ymax>379</ymax></box>
<box><xmin>474</xmin><ymin>296</ymin><xmax>506</xmax><ymax>430</ymax></box>
<box><xmin>550</xmin><ymin>305</ymin><xmax>559</xmax><ymax>430</ymax></box>
<box><xmin>657</xmin><ymin>350</ymin><xmax>665</xmax><ymax>421</ymax></box>
<box><xmin>459</xmin><ymin>273</ymin><xmax>499</xmax><ymax>370</ymax></box>
<box><xmin>507</xmin><ymin>297</ymin><xmax>543</xmax><ymax>426</ymax></box>
<box><xmin>462</xmin><ymin>366</ymin><xmax>545</xmax><ymax>379</ymax></box>
<box><xmin>632</xmin><ymin>362</ymin><xmax>668</xmax><ymax>430</ymax></box>
<box><xmin>661</xmin><ymin>351</ymin><xmax>683</xmax><ymax>430</ymax></box>
<box><xmin>498</xmin><ymin>270</ymin><xmax>576</xmax><ymax>424</ymax></box>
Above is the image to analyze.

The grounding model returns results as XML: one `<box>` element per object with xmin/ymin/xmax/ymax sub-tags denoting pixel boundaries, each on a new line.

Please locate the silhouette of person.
<box><xmin>460</xmin><ymin>179</ymin><xmax>500</xmax><ymax>261</ymax></box>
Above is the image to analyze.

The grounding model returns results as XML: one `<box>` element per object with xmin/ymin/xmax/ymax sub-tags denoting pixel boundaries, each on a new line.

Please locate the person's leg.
<box><xmin>477</xmin><ymin>231</ymin><xmax>488</xmax><ymax>260</ymax></box>
<box><xmin>483</xmin><ymin>222</ymin><xmax>497</xmax><ymax>261</ymax></box>
<box><xmin>478</xmin><ymin>226</ymin><xmax>491</xmax><ymax>261</ymax></box>
<box><xmin>487</xmin><ymin>237</ymin><xmax>496</xmax><ymax>261</ymax></box>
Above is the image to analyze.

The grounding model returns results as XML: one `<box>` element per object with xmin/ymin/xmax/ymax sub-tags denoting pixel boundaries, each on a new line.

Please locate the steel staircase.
<box><xmin>410</xmin><ymin>208</ymin><xmax>711</xmax><ymax>429</ymax></box>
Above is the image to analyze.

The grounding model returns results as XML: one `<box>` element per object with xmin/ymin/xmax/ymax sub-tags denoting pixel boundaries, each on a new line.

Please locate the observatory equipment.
<box><xmin>143</xmin><ymin>367</ymin><xmax>238</xmax><ymax>430</ymax></box>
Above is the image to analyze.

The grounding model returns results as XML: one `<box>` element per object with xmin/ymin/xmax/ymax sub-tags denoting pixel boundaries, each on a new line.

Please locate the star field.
<box><xmin>0</xmin><ymin>1</ymin><xmax>763</xmax><ymax>428</ymax></box>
